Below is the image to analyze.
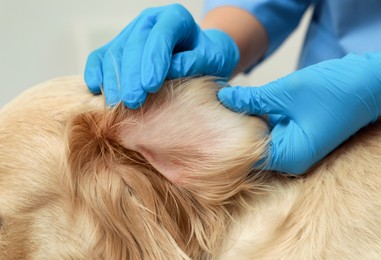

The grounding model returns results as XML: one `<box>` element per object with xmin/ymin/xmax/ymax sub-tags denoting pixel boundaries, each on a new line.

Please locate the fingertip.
<box><xmin>217</xmin><ymin>87</ymin><xmax>232</xmax><ymax>103</ymax></box>
<box><xmin>105</xmin><ymin>93</ymin><xmax>120</xmax><ymax>107</ymax></box>
<box><xmin>123</xmin><ymin>101</ymin><xmax>142</xmax><ymax>110</ymax></box>
<box><xmin>221</xmin><ymin>84</ymin><xmax>283</xmax><ymax>116</ymax></box>
<box><xmin>121</xmin><ymin>89</ymin><xmax>148</xmax><ymax>110</ymax></box>
<box><xmin>103</xmin><ymin>76</ymin><xmax>121</xmax><ymax>106</ymax></box>
<box><xmin>217</xmin><ymin>87</ymin><xmax>246</xmax><ymax>112</ymax></box>
<box><xmin>120</xmin><ymin>75</ymin><xmax>148</xmax><ymax>109</ymax></box>
<box><xmin>84</xmin><ymin>54</ymin><xmax>103</xmax><ymax>94</ymax></box>
<box><xmin>141</xmin><ymin>57</ymin><xmax>165</xmax><ymax>93</ymax></box>
<box><xmin>101</xmin><ymin>47</ymin><xmax>125</xmax><ymax>106</ymax></box>
<box><xmin>141</xmin><ymin>78</ymin><xmax>163</xmax><ymax>93</ymax></box>
<box><xmin>84</xmin><ymin>69</ymin><xmax>102</xmax><ymax>94</ymax></box>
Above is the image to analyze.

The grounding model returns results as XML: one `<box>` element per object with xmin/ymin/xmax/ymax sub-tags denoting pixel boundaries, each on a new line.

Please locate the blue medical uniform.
<box><xmin>204</xmin><ymin>0</ymin><xmax>381</xmax><ymax>69</ymax></box>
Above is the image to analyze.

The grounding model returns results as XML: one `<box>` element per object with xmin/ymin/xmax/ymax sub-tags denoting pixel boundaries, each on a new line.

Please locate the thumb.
<box><xmin>217</xmin><ymin>83</ymin><xmax>287</xmax><ymax>116</ymax></box>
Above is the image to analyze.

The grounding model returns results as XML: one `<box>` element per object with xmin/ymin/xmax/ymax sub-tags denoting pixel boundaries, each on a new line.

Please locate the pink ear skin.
<box><xmin>118</xmin><ymin>77</ymin><xmax>269</xmax><ymax>186</ymax></box>
<box><xmin>119</xmin><ymin>112</ymin><xmax>208</xmax><ymax>185</ymax></box>
<box><xmin>134</xmin><ymin>146</ymin><xmax>185</xmax><ymax>184</ymax></box>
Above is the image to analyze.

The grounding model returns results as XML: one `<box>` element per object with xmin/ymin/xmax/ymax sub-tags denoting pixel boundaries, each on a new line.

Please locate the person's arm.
<box><xmin>201</xmin><ymin>0</ymin><xmax>314</xmax><ymax>72</ymax></box>
<box><xmin>201</xmin><ymin>6</ymin><xmax>268</xmax><ymax>74</ymax></box>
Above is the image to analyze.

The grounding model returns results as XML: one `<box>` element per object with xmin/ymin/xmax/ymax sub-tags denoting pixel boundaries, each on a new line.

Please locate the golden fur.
<box><xmin>0</xmin><ymin>76</ymin><xmax>381</xmax><ymax>259</ymax></box>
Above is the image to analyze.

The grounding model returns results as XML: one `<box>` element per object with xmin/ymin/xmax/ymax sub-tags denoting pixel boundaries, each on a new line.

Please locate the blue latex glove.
<box><xmin>218</xmin><ymin>52</ymin><xmax>381</xmax><ymax>174</ymax></box>
<box><xmin>84</xmin><ymin>4</ymin><xmax>239</xmax><ymax>108</ymax></box>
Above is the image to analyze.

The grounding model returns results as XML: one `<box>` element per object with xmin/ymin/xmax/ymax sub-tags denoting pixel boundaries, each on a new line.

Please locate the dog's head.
<box><xmin>0</xmin><ymin>76</ymin><xmax>268</xmax><ymax>259</ymax></box>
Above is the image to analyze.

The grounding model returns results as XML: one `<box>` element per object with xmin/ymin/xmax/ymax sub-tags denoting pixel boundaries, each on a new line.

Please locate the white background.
<box><xmin>0</xmin><ymin>0</ymin><xmax>312</xmax><ymax>107</ymax></box>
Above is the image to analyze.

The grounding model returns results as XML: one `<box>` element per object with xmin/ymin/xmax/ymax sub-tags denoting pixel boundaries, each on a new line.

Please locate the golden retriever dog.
<box><xmin>0</xmin><ymin>76</ymin><xmax>381</xmax><ymax>259</ymax></box>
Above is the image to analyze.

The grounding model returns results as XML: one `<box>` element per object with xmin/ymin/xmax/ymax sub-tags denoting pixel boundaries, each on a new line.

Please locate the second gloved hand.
<box><xmin>84</xmin><ymin>4</ymin><xmax>239</xmax><ymax>108</ymax></box>
<box><xmin>218</xmin><ymin>52</ymin><xmax>381</xmax><ymax>174</ymax></box>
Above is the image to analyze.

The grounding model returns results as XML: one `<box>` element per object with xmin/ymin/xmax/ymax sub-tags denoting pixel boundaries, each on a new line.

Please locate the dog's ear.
<box><xmin>119</xmin><ymin>78</ymin><xmax>269</xmax><ymax>196</ymax></box>
<box><xmin>66</xmin><ymin>77</ymin><xmax>270</xmax><ymax>258</ymax></box>
<box><xmin>67</xmin><ymin>107</ymin><xmax>194</xmax><ymax>259</ymax></box>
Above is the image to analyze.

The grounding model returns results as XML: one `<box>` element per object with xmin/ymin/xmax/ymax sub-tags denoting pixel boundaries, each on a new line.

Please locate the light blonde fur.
<box><xmin>0</xmin><ymin>76</ymin><xmax>380</xmax><ymax>259</ymax></box>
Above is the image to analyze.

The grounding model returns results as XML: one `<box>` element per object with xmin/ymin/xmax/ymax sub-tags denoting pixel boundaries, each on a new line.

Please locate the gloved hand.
<box><xmin>218</xmin><ymin>52</ymin><xmax>381</xmax><ymax>174</ymax></box>
<box><xmin>84</xmin><ymin>4</ymin><xmax>239</xmax><ymax>108</ymax></box>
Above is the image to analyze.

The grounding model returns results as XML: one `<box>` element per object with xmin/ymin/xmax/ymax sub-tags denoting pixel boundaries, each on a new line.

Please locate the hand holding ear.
<box><xmin>84</xmin><ymin>4</ymin><xmax>239</xmax><ymax>108</ymax></box>
<box><xmin>218</xmin><ymin>52</ymin><xmax>381</xmax><ymax>174</ymax></box>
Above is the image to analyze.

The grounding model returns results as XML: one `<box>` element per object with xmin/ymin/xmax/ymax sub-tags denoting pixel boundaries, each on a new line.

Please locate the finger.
<box><xmin>253</xmin><ymin>124</ymin><xmax>289</xmax><ymax>174</ymax></box>
<box><xmin>120</xmin><ymin>17</ymin><xmax>154</xmax><ymax>109</ymax></box>
<box><xmin>84</xmin><ymin>22</ymin><xmax>135</xmax><ymax>95</ymax></box>
<box><xmin>266</xmin><ymin>120</ymin><xmax>312</xmax><ymax>174</ymax></box>
<box><xmin>141</xmin><ymin>4</ymin><xmax>197</xmax><ymax>91</ymax></box>
<box><xmin>252</xmin><ymin>116</ymin><xmax>289</xmax><ymax>172</ymax></box>
<box><xmin>167</xmin><ymin>29</ymin><xmax>239</xmax><ymax>79</ymax></box>
<box><xmin>102</xmin><ymin>48</ymin><xmax>122</xmax><ymax>106</ymax></box>
<box><xmin>84</xmin><ymin>44</ymin><xmax>110</xmax><ymax>94</ymax></box>
<box><xmin>217</xmin><ymin>83</ymin><xmax>289</xmax><ymax>116</ymax></box>
<box><xmin>167</xmin><ymin>50</ymin><xmax>208</xmax><ymax>78</ymax></box>
<box><xmin>167</xmin><ymin>48</ymin><xmax>230</xmax><ymax>79</ymax></box>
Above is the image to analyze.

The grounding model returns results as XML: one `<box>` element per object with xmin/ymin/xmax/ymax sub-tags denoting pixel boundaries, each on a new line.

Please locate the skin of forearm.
<box><xmin>201</xmin><ymin>6</ymin><xmax>268</xmax><ymax>75</ymax></box>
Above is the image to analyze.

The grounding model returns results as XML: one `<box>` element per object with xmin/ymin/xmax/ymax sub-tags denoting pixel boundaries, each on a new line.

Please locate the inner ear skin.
<box><xmin>135</xmin><ymin>145</ymin><xmax>186</xmax><ymax>184</ymax></box>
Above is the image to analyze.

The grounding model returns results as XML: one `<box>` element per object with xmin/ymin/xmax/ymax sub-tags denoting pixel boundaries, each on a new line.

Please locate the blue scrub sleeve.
<box><xmin>204</xmin><ymin>0</ymin><xmax>315</xmax><ymax>68</ymax></box>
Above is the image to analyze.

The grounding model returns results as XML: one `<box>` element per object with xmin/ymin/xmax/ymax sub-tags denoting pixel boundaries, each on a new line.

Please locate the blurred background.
<box><xmin>0</xmin><ymin>0</ymin><xmax>312</xmax><ymax>107</ymax></box>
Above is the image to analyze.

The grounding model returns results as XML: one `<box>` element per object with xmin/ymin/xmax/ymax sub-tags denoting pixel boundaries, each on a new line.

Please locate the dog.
<box><xmin>0</xmin><ymin>76</ymin><xmax>380</xmax><ymax>259</ymax></box>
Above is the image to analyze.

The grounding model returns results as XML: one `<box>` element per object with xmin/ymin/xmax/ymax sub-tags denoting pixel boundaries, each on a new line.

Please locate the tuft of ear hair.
<box><xmin>66</xmin><ymin>77</ymin><xmax>269</xmax><ymax>259</ymax></box>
